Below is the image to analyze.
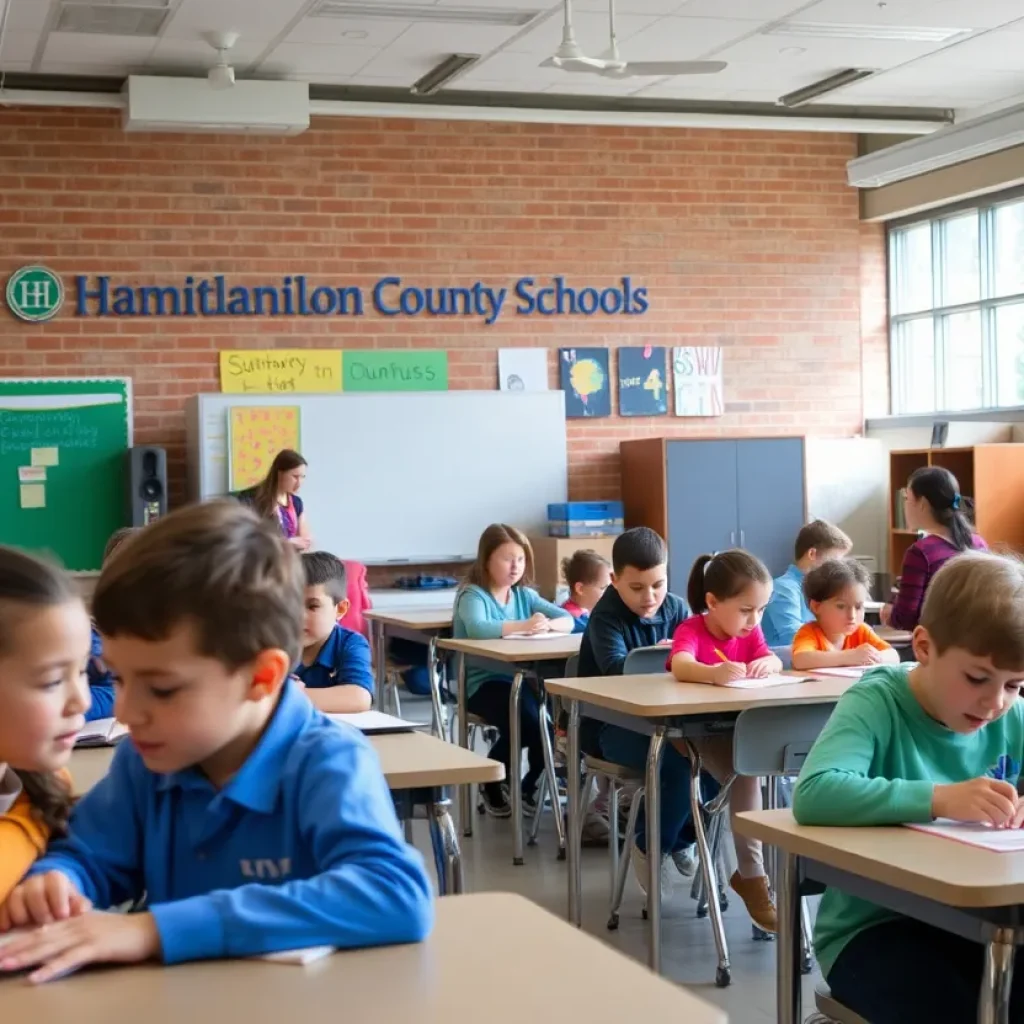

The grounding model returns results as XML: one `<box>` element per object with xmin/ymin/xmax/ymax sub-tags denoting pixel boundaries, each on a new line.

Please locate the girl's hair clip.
<box><xmin>951</xmin><ymin>493</ymin><xmax>962</xmax><ymax>510</ymax></box>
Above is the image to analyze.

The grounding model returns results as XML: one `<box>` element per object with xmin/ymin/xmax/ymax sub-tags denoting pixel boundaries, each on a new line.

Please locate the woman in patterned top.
<box><xmin>238</xmin><ymin>449</ymin><xmax>312</xmax><ymax>551</ymax></box>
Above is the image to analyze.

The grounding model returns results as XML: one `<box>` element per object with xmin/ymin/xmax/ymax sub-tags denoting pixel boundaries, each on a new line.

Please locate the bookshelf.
<box><xmin>888</xmin><ymin>444</ymin><xmax>1024</xmax><ymax>575</ymax></box>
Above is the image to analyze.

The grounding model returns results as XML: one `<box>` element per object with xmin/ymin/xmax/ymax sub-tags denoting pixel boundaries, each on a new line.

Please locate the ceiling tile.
<box><xmin>260</xmin><ymin>41</ymin><xmax>379</xmax><ymax>75</ymax></box>
<box><xmin>446</xmin><ymin>77</ymin><xmax>544</xmax><ymax>90</ymax></box>
<box><xmin>838</xmin><ymin>66</ymin><xmax>1024</xmax><ymax>106</ymax></box>
<box><xmin>460</xmin><ymin>49</ymin><xmax>581</xmax><ymax>83</ymax></box>
<box><xmin>162</xmin><ymin>0</ymin><xmax>311</xmax><ymax>40</ymax></box>
<box><xmin>147</xmin><ymin>35</ymin><xmax>268</xmax><ymax>71</ymax></box>
<box><xmin>349</xmin><ymin>46</ymin><xmax>444</xmax><ymax>80</ymax></box>
<box><xmin>710</xmin><ymin>30</ymin><xmax>955</xmax><ymax>66</ymax></box>
<box><xmin>575</xmin><ymin>0</ymin><xmax>692</xmax><ymax>13</ymax></box>
<box><xmin>614</xmin><ymin>16</ymin><xmax>759</xmax><ymax>60</ymax></box>
<box><xmin>787</xmin><ymin>0</ymin><xmax>1024</xmax><ymax>32</ymax></box>
<box><xmin>42</xmin><ymin>33</ymin><xmax>157</xmax><ymax>65</ymax></box>
<box><xmin>6</xmin><ymin>0</ymin><xmax>50</xmax><ymax>32</ymax></box>
<box><xmin>503</xmin><ymin>9</ymin><xmax>660</xmax><ymax>55</ymax></box>
<box><xmin>283</xmin><ymin>16</ymin><xmax>409</xmax><ymax>47</ymax></box>
<box><xmin>543</xmin><ymin>77</ymin><xmax>651</xmax><ymax>94</ymax></box>
<box><xmin>673</xmin><ymin>0</ymin><xmax>810</xmax><ymax>19</ymax></box>
<box><xmin>389</xmin><ymin>20</ymin><xmax>526</xmax><ymax>51</ymax></box>
<box><xmin>0</xmin><ymin>29</ymin><xmax>41</xmax><ymax>64</ymax></box>
<box><xmin>909</xmin><ymin>28</ymin><xmax>1024</xmax><ymax>72</ymax></box>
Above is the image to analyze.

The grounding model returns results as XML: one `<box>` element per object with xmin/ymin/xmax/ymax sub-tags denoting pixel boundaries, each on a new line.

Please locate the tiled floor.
<box><xmin>400</xmin><ymin>694</ymin><xmax>822</xmax><ymax>1024</ymax></box>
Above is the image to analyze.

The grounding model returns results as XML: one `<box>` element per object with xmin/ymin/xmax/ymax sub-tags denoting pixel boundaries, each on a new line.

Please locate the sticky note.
<box><xmin>20</xmin><ymin>483</ymin><xmax>45</xmax><ymax>509</ymax></box>
<box><xmin>18</xmin><ymin>466</ymin><xmax>46</xmax><ymax>483</ymax></box>
<box><xmin>31</xmin><ymin>447</ymin><xmax>59</xmax><ymax>467</ymax></box>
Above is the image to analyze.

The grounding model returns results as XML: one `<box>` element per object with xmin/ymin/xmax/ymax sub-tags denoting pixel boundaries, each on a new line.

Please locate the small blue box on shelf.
<box><xmin>547</xmin><ymin>501</ymin><xmax>624</xmax><ymax>522</ymax></box>
<box><xmin>549</xmin><ymin>519</ymin><xmax>624</xmax><ymax>538</ymax></box>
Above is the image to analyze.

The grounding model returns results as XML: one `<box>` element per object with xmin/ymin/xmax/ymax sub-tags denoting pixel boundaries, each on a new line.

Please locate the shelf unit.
<box><xmin>887</xmin><ymin>444</ymin><xmax>1024</xmax><ymax>575</ymax></box>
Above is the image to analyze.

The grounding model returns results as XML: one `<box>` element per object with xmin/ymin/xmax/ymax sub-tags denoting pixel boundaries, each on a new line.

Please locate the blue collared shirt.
<box><xmin>762</xmin><ymin>564</ymin><xmax>812</xmax><ymax>647</ymax></box>
<box><xmin>294</xmin><ymin>624</ymin><xmax>374</xmax><ymax>696</ymax></box>
<box><xmin>86</xmin><ymin>626</ymin><xmax>116</xmax><ymax>722</ymax></box>
<box><xmin>32</xmin><ymin>680</ymin><xmax>433</xmax><ymax>964</ymax></box>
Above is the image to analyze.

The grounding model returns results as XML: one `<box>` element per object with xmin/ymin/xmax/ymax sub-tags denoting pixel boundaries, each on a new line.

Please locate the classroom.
<box><xmin>3</xmin><ymin>1</ymin><xmax>1024</xmax><ymax>1022</ymax></box>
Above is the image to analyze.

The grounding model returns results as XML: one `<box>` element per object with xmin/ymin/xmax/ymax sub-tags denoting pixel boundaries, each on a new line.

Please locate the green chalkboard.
<box><xmin>0</xmin><ymin>378</ymin><xmax>131</xmax><ymax>571</ymax></box>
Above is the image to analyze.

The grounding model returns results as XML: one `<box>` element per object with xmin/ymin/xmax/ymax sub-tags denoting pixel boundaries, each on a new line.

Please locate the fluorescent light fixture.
<box><xmin>778</xmin><ymin>69</ymin><xmax>874</xmax><ymax>109</ymax></box>
<box><xmin>762</xmin><ymin>21</ymin><xmax>969</xmax><ymax>43</ymax></box>
<box><xmin>848</xmin><ymin>102</ymin><xmax>1024</xmax><ymax>187</ymax></box>
<box><xmin>310</xmin><ymin>2</ymin><xmax>539</xmax><ymax>27</ymax></box>
<box><xmin>410</xmin><ymin>54</ymin><xmax>480</xmax><ymax>96</ymax></box>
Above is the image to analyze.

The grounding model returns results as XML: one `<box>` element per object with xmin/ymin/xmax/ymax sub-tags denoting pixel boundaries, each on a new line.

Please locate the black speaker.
<box><xmin>126</xmin><ymin>446</ymin><xmax>168</xmax><ymax>526</ymax></box>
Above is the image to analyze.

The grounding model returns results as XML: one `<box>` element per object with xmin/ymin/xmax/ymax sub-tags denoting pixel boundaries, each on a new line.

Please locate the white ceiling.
<box><xmin>2</xmin><ymin>0</ymin><xmax>1024</xmax><ymax>113</ymax></box>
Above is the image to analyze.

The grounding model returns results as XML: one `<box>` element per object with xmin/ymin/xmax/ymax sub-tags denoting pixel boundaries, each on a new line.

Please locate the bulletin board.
<box><xmin>228</xmin><ymin>405</ymin><xmax>301</xmax><ymax>491</ymax></box>
<box><xmin>0</xmin><ymin>377</ymin><xmax>132</xmax><ymax>571</ymax></box>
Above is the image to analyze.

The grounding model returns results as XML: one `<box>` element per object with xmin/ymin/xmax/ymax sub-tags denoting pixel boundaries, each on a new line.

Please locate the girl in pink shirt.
<box><xmin>668</xmin><ymin>549</ymin><xmax>780</xmax><ymax>934</ymax></box>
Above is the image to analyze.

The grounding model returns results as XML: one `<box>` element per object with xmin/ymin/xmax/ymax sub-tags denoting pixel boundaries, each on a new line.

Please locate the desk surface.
<box><xmin>70</xmin><ymin>731</ymin><xmax>503</xmax><ymax>796</ymax></box>
<box><xmin>438</xmin><ymin>634</ymin><xmax>581</xmax><ymax>663</ymax></box>
<box><xmin>877</xmin><ymin>625</ymin><xmax>912</xmax><ymax>644</ymax></box>
<box><xmin>737</xmin><ymin>809</ymin><xmax>1024</xmax><ymax>908</ymax></box>
<box><xmin>0</xmin><ymin>894</ymin><xmax>725</xmax><ymax>1023</ymax></box>
<box><xmin>365</xmin><ymin>609</ymin><xmax>453</xmax><ymax>630</ymax></box>
<box><xmin>546</xmin><ymin>672</ymin><xmax>854</xmax><ymax>717</ymax></box>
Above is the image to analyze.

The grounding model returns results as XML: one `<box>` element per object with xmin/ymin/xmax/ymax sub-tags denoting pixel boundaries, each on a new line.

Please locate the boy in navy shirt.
<box><xmin>0</xmin><ymin>502</ymin><xmax>432</xmax><ymax>983</ymax></box>
<box><xmin>296</xmin><ymin>552</ymin><xmax>374</xmax><ymax>714</ymax></box>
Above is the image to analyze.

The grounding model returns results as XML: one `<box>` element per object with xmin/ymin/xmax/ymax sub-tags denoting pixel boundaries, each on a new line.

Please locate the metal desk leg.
<box><xmin>373</xmin><ymin>619</ymin><xmax>387</xmax><ymax>711</ymax></box>
<box><xmin>428</xmin><ymin>799</ymin><xmax>463</xmax><ymax>896</ymax></box>
<box><xmin>427</xmin><ymin>636</ymin><xmax>445</xmax><ymax>739</ymax></box>
<box><xmin>510</xmin><ymin>670</ymin><xmax>525</xmax><ymax>865</ymax></box>
<box><xmin>776</xmin><ymin>849</ymin><xmax>802</xmax><ymax>1024</ymax></box>
<box><xmin>979</xmin><ymin>928</ymin><xmax>1016</xmax><ymax>1024</ymax></box>
<box><xmin>567</xmin><ymin>699</ymin><xmax>582</xmax><ymax>926</ymax></box>
<box><xmin>456</xmin><ymin>655</ymin><xmax>473</xmax><ymax>838</ymax></box>
<box><xmin>537</xmin><ymin>694</ymin><xmax>566</xmax><ymax>855</ymax></box>
<box><xmin>645</xmin><ymin>727</ymin><xmax>666</xmax><ymax>973</ymax></box>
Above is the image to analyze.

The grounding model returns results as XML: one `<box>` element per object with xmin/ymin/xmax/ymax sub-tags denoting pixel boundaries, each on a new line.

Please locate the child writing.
<box><xmin>794</xmin><ymin>552</ymin><xmax>1024</xmax><ymax>1022</ymax></box>
<box><xmin>0</xmin><ymin>547</ymin><xmax>91</xmax><ymax>904</ymax></box>
<box><xmin>668</xmin><ymin>549</ymin><xmax>779</xmax><ymax>933</ymax></box>
<box><xmin>791</xmin><ymin>558</ymin><xmax>900</xmax><ymax>671</ymax></box>
<box><xmin>560</xmin><ymin>549</ymin><xmax>611</xmax><ymax>633</ymax></box>
<box><xmin>295</xmin><ymin>551</ymin><xmax>374</xmax><ymax>713</ymax></box>
<box><xmin>0</xmin><ymin>502</ymin><xmax>432</xmax><ymax>984</ymax></box>
<box><xmin>453</xmin><ymin>524</ymin><xmax>573</xmax><ymax>818</ymax></box>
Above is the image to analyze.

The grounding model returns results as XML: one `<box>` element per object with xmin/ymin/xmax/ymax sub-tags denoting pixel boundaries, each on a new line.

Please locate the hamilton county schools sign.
<box><xmin>5</xmin><ymin>268</ymin><xmax>649</xmax><ymax>326</ymax></box>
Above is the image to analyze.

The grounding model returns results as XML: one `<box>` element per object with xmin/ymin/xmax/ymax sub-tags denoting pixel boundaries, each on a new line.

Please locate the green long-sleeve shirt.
<box><xmin>793</xmin><ymin>665</ymin><xmax>1024</xmax><ymax>978</ymax></box>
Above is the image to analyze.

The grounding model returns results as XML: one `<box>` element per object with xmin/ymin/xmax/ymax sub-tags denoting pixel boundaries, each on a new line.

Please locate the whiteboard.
<box><xmin>185</xmin><ymin>391</ymin><xmax>568</xmax><ymax>564</ymax></box>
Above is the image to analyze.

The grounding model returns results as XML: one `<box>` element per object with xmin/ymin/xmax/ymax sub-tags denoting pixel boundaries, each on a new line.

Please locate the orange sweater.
<box><xmin>0</xmin><ymin>771</ymin><xmax>69</xmax><ymax>901</ymax></box>
<box><xmin>792</xmin><ymin>621</ymin><xmax>891</xmax><ymax>654</ymax></box>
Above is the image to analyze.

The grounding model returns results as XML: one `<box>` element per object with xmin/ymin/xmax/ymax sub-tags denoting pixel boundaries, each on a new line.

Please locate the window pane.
<box><xmin>895</xmin><ymin>317</ymin><xmax>935</xmax><ymax>413</ymax></box>
<box><xmin>939</xmin><ymin>213</ymin><xmax>980</xmax><ymax>306</ymax></box>
<box><xmin>945</xmin><ymin>310</ymin><xmax>983</xmax><ymax>411</ymax></box>
<box><xmin>995</xmin><ymin>302</ymin><xmax>1024</xmax><ymax>407</ymax></box>
<box><xmin>994</xmin><ymin>201</ymin><xmax>1024</xmax><ymax>298</ymax></box>
<box><xmin>892</xmin><ymin>222</ymin><xmax>933</xmax><ymax>314</ymax></box>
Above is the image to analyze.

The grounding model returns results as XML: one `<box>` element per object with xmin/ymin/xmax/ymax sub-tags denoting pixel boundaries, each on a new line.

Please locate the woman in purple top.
<box><xmin>238</xmin><ymin>448</ymin><xmax>313</xmax><ymax>551</ymax></box>
<box><xmin>881</xmin><ymin>466</ymin><xmax>987</xmax><ymax>630</ymax></box>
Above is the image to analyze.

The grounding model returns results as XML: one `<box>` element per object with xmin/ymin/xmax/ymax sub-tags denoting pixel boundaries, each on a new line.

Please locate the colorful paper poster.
<box><xmin>220</xmin><ymin>350</ymin><xmax>342</xmax><ymax>394</ymax></box>
<box><xmin>342</xmin><ymin>350</ymin><xmax>448</xmax><ymax>392</ymax></box>
<box><xmin>618</xmin><ymin>346</ymin><xmax>667</xmax><ymax>416</ymax></box>
<box><xmin>228</xmin><ymin>406</ymin><xmax>301</xmax><ymax>491</ymax></box>
<box><xmin>498</xmin><ymin>348</ymin><xmax>548</xmax><ymax>391</ymax></box>
<box><xmin>559</xmin><ymin>348</ymin><xmax>611</xmax><ymax>418</ymax></box>
<box><xmin>673</xmin><ymin>346</ymin><xmax>724</xmax><ymax>417</ymax></box>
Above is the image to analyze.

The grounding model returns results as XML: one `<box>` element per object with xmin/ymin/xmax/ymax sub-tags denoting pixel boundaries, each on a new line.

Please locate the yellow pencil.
<box><xmin>714</xmin><ymin>648</ymin><xmax>728</xmax><ymax>663</ymax></box>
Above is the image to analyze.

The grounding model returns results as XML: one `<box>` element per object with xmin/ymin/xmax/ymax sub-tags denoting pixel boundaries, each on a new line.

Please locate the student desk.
<box><xmin>0</xmin><ymin>893</ymin><xmax>727</xmax><ymax>1024</ymax></box>
<box><xmin>366</xmin><ymin>609</ymin><xmax>453</xmax><ymax>736</ymax></box>
<box><xmin>736</xmin><ymin>809</ymin><xmax>1024</xmax><ymax>1024</ymax></box>
<box><xmin>437</xmin><ymin>634</ymin><xmax>582</xmax><ymax>866</ymax></box>
<box><xmin>69</xmin><ymin>731</ymin><xmax>503</xmax><ymax>897</ymax></box>
<box><xmin>877</xmin><ymin>625</ymin><xmax>912</xmax><ymax>645</ymax></box>
<box><xmin>545</xmin><ymin>671</ymin><xmax>854</xmax><ymax>981</ymax></box>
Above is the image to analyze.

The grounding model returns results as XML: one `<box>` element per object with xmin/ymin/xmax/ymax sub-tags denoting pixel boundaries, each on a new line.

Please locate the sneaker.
<box><xmin>671</xmin><ymin>844</ymin><xmax>698</xmax><ymax>877</ymax></box>
<box><xmin>580</xmin><ymin>809</ymin><xmax>610</xmax><ymax>847</ymax></box>
<box><xmin>522</xmin><ymin>784</ymin><xmax>540</xmax><ymax>817</ymax></box>
<box><xmin>632</xmin><ymin>845</ymin><xmax>673</xmax><ymax>903</ymax></box>
<box><xmin>480</xmin><ymin>782</ymin><xmax>512</xmax><ymax>819</ymax></box>
<box><xmin>730</xmin><ymin>871</ymin><xmax>777</xmax><ymax>933</ymax></box>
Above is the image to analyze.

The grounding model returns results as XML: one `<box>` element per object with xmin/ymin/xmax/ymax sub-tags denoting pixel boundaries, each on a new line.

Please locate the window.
<box><xmin>889</xmin><ymin>195</ymin><xmax>1024</xmax><ymax>413</ymax></box>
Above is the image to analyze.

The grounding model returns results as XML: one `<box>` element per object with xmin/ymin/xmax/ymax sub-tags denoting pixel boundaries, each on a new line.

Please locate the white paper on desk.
<box><xmin>74</xmin><ymin>718</ymin><xmax>129</xmax><ymax>747</ymax></box>
<box><xmin>256</xmin><ymin>945</ymin><xmax>336</xmax><ymax>965</ymax></box>
<box><xmin>327</xmin><ymin>710</ymin><xmax>418</xmax><ymax>734</ymax></box>
<box><xmin>906</xmin><ymin>820</ymin><xmax>1024</xmax><ymax>852</ymax></box>
<box><xmin>720</xmin><ymin>674</ymin><xmax>797</xmax><ymax>689</ymax></box>
<box><xmin>809</xmin><ymin>667</ymin><xmax>868</xmax><ymax>679</ymax></box>
<box><xmin>504</xmin><ymin>631</ymin><xmax>565</xmax><ymax>640</ymax></box>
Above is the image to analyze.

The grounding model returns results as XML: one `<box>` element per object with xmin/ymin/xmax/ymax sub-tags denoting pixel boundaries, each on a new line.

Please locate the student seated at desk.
<box><xmin>0</xmin><ymin>547</ymin><xmax>90</xmax><ymax>903</ymax></box>
<box><xmin>791</xmin><ymin>558</ymin><xmax>899</xmax><ymax>672</ymax></box>
<box><xmin>794</xmin><ymin>552</ymin><xmax>1024</xmax><ymax>1024</ymax></box>
<box><xmin>560</xmin><ymin>549</ymin><xmax>611</xmax><ymax>632</ymax></box>
<box><xmin>295</xmin><ymin>552</ymin><xmax>374</xmax><ymax>714</ymax></box>
<box><xmin>668</xmin><ymin>550</ymin><xmax>779</xmax><ymax>933</ymax></box>
<box><xmin>0</xmin><ymin>503</ymin><xmax>432</xmax><ymax>984</ymax></box>
<box><xmin>453</xmin><ymin>524</ymin><xmax>572</xmax><ymax>819</ymax></box>
<box><xmin>761</xmin><ymin>519</ymin><xmax>852</xmax><ymax>647</ymax></box>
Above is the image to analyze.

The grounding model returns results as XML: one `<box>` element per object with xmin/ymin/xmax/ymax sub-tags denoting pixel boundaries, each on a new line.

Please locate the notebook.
<box><xmin>906</xmin><ymin>820</ymin><xmax>1024</xmax><ymax>852</ymax></box>
<box><xmin>74</xmin><ymin>718</ymin><xmax>130</xmax><ymax>748</ymax></box>
<box><xmin>720</xmin><ymin>674</ymin><xmax>798</xmax><ymax>690</ymax></box>
<box><xmin>504</xmin><ymin>631</ymin><xmax>567</xmax><ymax>641</ymax></box>
<box><xmin>327</xmin><ymin>710</ymin><xmax>418</xmax><ymax>735</ymax></box>
<box><xmin>809</xmin><ymin>667</ymin><xmax>869</xmax><ymax>679</ymax></box>
<box><xmin>256</xmin><ymin>945</ymin><xmax>336</xmax><ymax>965</ymax></box>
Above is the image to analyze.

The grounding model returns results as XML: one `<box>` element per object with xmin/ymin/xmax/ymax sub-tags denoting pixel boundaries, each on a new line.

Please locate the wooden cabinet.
<box><xmin>529</xmin><ymin>535</ymin><xmax>617</xmax><ymax>601</ymax></box>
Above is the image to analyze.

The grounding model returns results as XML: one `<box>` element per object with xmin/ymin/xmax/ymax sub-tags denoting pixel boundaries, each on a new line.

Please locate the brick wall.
<box><xmin>1</xmin><ymin>109</ymin><xmax>885</xmax><ymax>517</ymax></box>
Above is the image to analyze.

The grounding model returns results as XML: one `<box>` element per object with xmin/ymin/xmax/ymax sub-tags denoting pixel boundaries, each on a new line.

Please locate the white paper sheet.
<box><xmin>809</xmin><ymin>667</ymin><xmax>869</xmax><ymax>679</ymax></box>
<box><xmin>906</xmin><ymin>819</ymin><xmax>1024</xmax><ymax>852</ymax></box>
<box><xmin>720</xmin><ymin>674</ymin><xmax>798</xmax><ymax>689</ymax></box>
<box><xmin>498</xmin><ymin>349</ymin><xmax>549</xmax><ymax>392</ymax></box>
<box><xmin>327</xmin><ymin>711</ymin><xmax>418</xmax><ymax>734</ymax></box>
<box><xmin>257</xmin><ymin>946</ymin><xmax>336</xmax><ymax>965</ymax></box>
<box><xmin>504</xmin><ymin>631</ymin><xmax>568</xmax><ymax>641</ymax></box>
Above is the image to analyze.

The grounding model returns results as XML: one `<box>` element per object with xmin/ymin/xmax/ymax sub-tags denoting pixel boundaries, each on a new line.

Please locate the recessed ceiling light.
<box><xmin>342</xmin><ymin>30</ymin><xmax>368</xmax><ymax>39</ymax></box>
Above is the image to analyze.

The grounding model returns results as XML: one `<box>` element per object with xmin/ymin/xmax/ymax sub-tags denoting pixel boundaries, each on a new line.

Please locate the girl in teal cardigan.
<box><xmin>453</xmin><ymin>524</ymin><xmax>572</xmax><ymax>819</ymax></box>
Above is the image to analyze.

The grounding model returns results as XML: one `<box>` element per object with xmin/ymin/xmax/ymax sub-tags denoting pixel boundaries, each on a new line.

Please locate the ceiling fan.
<box><xmin>204</xmin><ymin>30</ymin><xmax>239</xmax><ymax>89</ymax></box>
<box><xmin>541</xmin><ymin>0</ymin><xmax>727</xmax><ymax>79</ymax></box>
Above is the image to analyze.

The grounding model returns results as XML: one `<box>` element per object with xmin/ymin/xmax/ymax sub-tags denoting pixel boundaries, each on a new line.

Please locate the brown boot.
<box><xmin>729</xmin><ymin>871</ymin><xmax>777</xmax><ymax>933</ymax></box>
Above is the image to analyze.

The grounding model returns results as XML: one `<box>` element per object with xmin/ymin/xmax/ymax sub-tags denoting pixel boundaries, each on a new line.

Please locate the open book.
<box><xmin>906</xmin><ymin>819</ymin><xmax>1024</xmax><ymax>852</ymax></box>
<box><xmin>327</xmin><ymin>710</ymin><xmax>418</xmax><ymax>735</ymax></box>
<box><xmin>74</xmin><ymin>718</ymin><xmax>129</xmax><ymax>748</ymax></box>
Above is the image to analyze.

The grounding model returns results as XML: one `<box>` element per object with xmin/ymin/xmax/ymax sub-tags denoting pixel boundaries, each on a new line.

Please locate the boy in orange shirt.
<box><xmin>791</xmin><ymin>558</ymin><xmax>900</xmax><ymax>671</ymax></box>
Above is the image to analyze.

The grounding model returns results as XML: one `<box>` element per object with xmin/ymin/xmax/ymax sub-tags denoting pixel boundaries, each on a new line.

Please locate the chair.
<box><xmin>810</xmin><ymin>982</ymin><xmax>870</xmax><ymax>1024</ymax></box>
<box><xmin>623</xmin><ymin>644</ymin><xmax>670</xmax><ymax>675</ymax></box>
<box><xmin>772</xmin><ymin>644</ymin><xmax>793</xmax><ymax>671</ymax></box>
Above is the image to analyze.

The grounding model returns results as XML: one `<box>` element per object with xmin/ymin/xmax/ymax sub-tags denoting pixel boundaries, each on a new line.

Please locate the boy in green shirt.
<box><xmin>794</xmin><ymin>551</ymin><xmax>1024</xmax><ymax>1023</ymax></box>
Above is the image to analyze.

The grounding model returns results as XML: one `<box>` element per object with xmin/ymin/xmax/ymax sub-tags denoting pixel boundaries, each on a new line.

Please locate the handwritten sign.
<box><xmin>342</xmin><ymin>350</ymin><xmax>448</xmax><ymax>392</ymax></box>
<box><xmin>220</xmin><ymin>350</ymin><xmax>342</xmax><ymax>394</ymax></box>
<box><xmin>673</xmin><ymin>346</ymin><xmax>723</xmax><ymax>417</ymax></box>
<box><xmin>228</xmin><ymin>406</ymin><xmax>301</xmax><ymax>491</ymax></box>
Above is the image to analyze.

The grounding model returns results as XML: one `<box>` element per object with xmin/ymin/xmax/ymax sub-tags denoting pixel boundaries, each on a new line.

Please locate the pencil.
<box><xmin>714</xmin><ymin>648</ymin><xmax>728</xmax><ymax>663</ymax></box>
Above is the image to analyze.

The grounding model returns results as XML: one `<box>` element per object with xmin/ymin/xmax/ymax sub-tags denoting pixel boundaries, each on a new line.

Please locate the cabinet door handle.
<box><xmin>730</xmin><ymin>531</ymin><xmax>736</xmax><ymax>546</ymax></box>
<box><xmin>739</xmin><ymin>530</ymin><xmax>745</xmax><ymax>547</ymax></box>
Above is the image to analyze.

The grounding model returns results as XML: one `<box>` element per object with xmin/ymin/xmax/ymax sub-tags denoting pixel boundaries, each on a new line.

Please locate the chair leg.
<box><xmin>528</xmin><ymin>773</ymin><xmax>548</xmax><ymax>845</ymax></box>
<box><xmin>608</xmin><ymin>786</ymin><xmax>644</xmax><ymax>931</ymax></box>
<box><xmin>607</xmin><ymin>777</ymin><xmax>620</xmax><ymax>907</ymax></box>
<box><xmin>800</xmin><ymin>896</ymin><xmax>814</xmax><ymax>973</ymax></box>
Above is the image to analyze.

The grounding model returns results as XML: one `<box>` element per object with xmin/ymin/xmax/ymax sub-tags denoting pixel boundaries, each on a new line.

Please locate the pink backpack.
<box><xmin>339</xmin><ymin>559</ymin><xmax>372</xmax><ymax>639</ymax></box>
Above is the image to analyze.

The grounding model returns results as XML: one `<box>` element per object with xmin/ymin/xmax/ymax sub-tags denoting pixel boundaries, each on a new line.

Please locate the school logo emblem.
<box><xmin>6</xmin><ymin>265</ymin><xmax>64</xmax><ymax>322</ymax></box>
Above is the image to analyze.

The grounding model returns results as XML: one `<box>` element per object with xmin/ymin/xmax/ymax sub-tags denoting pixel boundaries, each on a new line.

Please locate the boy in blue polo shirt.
<box><xmin>0</xmin><ymin>502</ymin><xmax>432</xmax><ymax>984</ymax></box>
<box><xmin>296</xmin><ymin>552</ymin><xmax>374</xmax><ymax>714</ymax></box>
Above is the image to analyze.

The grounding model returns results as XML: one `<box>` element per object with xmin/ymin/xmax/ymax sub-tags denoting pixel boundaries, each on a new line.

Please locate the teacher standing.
<box><xmin>238</xmin><ymin>449</ymin><xmax>312</xmax><ymax>550</ymax></box>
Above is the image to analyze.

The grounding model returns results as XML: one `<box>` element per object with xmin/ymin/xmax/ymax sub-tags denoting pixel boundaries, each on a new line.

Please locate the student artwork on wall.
<box><xmin>498</xmin><ymin>348</ymin><xmax>548</xmax><ymax>391</ymax></box>
<box><xmin>228</xmin><ymin>405</ymin><xmax>301</xmax><ymax>491</ymax></box>
<box><xmin>673</xmin><ymin>346</ymin><xmax>723</xmax><ymax>417</ymax></box>
<box><xmin>559</xmin><ymin>348</ymin><xmax>611</xmax><ymax>418</ymax></box>
<box><xmin>617</xmin><ymin>346</ymin><xmax>667</xmax><ymax>416</ymax></box>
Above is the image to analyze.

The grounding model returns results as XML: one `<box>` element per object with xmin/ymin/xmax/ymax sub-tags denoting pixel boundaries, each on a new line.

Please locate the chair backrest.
<box><xmin>623</xmin><ymin>645</ymin><xmax>669</xmax><ymax>675</ymax></box>
<box><xmin>733</xmin><ymin>703</ymin><xmax>835</xmax><ymax>777</ymax></box>
<box><xmin>564</xmin><ymin>653</ymin><xmax>580</xmax><ymax>678</ymax></box>
<box><xmin>772</xmin><ymin>644</ymin><xmax>793</xmax><ymax>671</ymax></box>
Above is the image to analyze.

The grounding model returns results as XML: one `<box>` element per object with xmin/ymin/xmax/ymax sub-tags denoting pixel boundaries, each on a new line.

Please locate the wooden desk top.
<box><xmin>545</xmin><ymin>672</ymin><xmax>854</xmax><ymax>717</ymax></box>
<box><xmin>70</xmin><ymin>731</ymin><xmax>503</xmax><ymax>796</ymax></box>
<box><xmin>877</xmin><ymin>625</ymin><xmax>913</xmax><ymax>645</ymax></box>
<box><xmin>365</xmin><ymin>609</ymin><xmax>453</xmax><ymax>630</ymax></box>
<box><xmin>438</xmin><ymin>634</ymin><xmax>581</xmax><ymax>663</ymax></box>
<box><xmin>0</xmin><ymin>894</ymin><xmax>726</xmax><ymax>1023</ymax></box>
<box><xmin>736</xmin><ymin>809</ymin><xmax>1024</xmax><ymax>908</ymax></box>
